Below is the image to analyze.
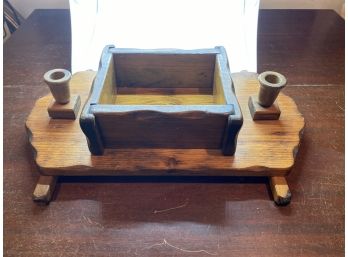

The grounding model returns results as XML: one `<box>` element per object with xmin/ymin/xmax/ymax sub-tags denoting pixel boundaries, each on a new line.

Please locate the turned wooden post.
<box><xmin>44</xmin><ymin>68</ymin><xmax>81</xmax><ymax>120</ymax></box>
<box><xmin>257</xmin><ymin>71</ymin><xmax>287</xmax><ymax>107</ymax></box>
<box><xmin>44</xmin><ymin>68</ymin><xmax>71</xmax><ymax>104</ymax></box>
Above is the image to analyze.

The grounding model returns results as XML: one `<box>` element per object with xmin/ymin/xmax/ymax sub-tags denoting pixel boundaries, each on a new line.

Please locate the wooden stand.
<box><xmin>248</xmin><ymin>96</ymin><xmax>281</xmax><ymax>120</ymax></box>
<box><xmin>47</xmin><ymin>95</ymin><xmax>81</xmax><ymax>119</ymax></box>
<box><xmin>26</xmin><ymin>71</ymin><xmax>304</xmax><ymax>205</ymax></box>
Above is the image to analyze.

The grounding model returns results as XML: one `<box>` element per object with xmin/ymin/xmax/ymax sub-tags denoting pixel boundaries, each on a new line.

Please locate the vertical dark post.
<box><xmin>79</xmin><ymin>45</ymin><xmax>115</xmax><ymax>155</ymax></box>
<box><xmin>79</xmin><ymin>112</ymin><xmax>104</xmax><ymax>155</ymax></box>
<box><xmin>222</xmin><ymin>112</ymin><xmax>243</xmax><ymax>156</ymax></box>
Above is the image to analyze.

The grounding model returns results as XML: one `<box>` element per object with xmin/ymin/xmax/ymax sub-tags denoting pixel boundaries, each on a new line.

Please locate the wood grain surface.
<box><xmin>258</xmin><ymin>10</ymin><xmax>345</xmax><ymax>85</ymax></box>
<box><xmin>25</xmin><ymin>71</ymin><xmax>304</xmax><ymax>176</ymax></box>
<box><xmin>114</xmin><ymin>53</ymin><xmax>216</xmax><ymax>89</ymax></box>
<box><xmin>4</xmin><ymin>9</ymin><xmax>344</xmax><ymax>257</ymax></box>
<box><xmin>114</xmin><ymin>94</ymin><xmax>216</xmax><ymax>105</ymax></box>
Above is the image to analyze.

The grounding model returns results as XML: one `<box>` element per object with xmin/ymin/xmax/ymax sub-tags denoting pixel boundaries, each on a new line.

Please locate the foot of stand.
<box><xmin>33</xmin><ymin>175</ymin><xmax>57</xmax><ymax>204</ymax></box>
<box><xmin>269</xmin><ymin>176</ymin><xmax>291</xmax><ymax>206</ymax></box>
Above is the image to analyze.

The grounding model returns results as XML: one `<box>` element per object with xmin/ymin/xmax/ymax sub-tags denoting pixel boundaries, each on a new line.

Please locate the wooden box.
<box><xmin>80</xmin><ymin>45</ymin><xmax>243</xmax><ymax>155</ymax></box>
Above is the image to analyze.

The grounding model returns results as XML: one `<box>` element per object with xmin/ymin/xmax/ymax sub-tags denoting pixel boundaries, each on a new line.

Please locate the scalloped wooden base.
<box><xmin>26</xmin><ymin>71</ymin><xmax>304</xmax><ymax>205</ymax></box>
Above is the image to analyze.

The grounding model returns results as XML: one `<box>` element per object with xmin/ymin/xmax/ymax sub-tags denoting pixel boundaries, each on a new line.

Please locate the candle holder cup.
<box><xmin>44</xmin><ymin>69</ymin><xmax>81</xmax><ymax>120</ymax></box>
<box><xmin>257</xmin><ymin>71</ymin><xmax>287</xmax><ymax>107</ymax></box>
<box><xmin>44</xmin><ymin>69</ymin><xmax>71</xmax><ymax>104</ymax></box>
<box><xmin>248</xmin><ymin>71</ymin><xmax>287</xmax><ymax>120</ymax></box>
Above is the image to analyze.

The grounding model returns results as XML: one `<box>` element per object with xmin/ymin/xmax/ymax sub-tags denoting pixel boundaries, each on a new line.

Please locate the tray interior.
<box><xmin>98</xmin><ymin>53</ymin><xmax>226</xmax><ymax>105</ymax></box>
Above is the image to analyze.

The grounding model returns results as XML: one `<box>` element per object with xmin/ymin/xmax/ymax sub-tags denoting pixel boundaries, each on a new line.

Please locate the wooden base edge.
<box><xmin>269</xmin><ymin>176</ymin><xmax>291</xmax><ymax>206</ymax></box>
<box><xmin>33</xmin><ymin>175</ymin><xmax>57</xmax><ymax>204</ymax></box>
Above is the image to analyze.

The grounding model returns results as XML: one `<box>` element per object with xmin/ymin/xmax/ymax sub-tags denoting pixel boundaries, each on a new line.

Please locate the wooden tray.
<box><xmin>26</xmin><ymin>71</ymin><xmax>304</xmax><ymax>205</ymax></box>
<box><xmin>80</xmin><ymin>46</ymin><xmax>243</xmax><ymax>155</ymax></box>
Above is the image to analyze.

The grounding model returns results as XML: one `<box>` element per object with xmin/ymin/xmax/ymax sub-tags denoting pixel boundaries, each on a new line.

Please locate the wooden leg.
<box><xmin>33</xmin><ymin>175</ymin><xmax>57</xmax><ymax>204</ymax></box>
<box><xmin>269</xmin><ymin>176</ymin><xmax>291</xmax><ymax>206</ymax></box>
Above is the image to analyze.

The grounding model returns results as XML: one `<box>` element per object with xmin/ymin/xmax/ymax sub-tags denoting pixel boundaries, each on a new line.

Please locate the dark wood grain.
<box><xmin>3</xmin><ymin>10</ymin><xmax>71</xmax><ymax>86</ymax></box>
<box><xmin>114</xmin><ymin>53</ymin><xmax>216</xmax><ymax>89</ymax></box>
<box><xmin>4</xmin><ymin>9</ymin><xmax>344</xmax><ymax>257</ymax></box>
<box><xmin>258</xmin><ymin>9</ymin><xmax>345</xmax><ymax>85</ymax></box>
<box><xmin>96</xmin><ymin>111</ymin><xmax>229</xmax><ymax>149</ymax></box>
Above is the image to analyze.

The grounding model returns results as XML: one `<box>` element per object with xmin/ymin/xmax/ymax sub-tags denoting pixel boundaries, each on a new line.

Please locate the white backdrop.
<box><xmin>69</xmin><ymin>0</ymin><xmax>260</xmax><ymax>73</ymax></box>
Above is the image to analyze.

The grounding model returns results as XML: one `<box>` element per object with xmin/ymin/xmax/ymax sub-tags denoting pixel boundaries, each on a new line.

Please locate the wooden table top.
<box><xmin>4</xmin><ymin>9</ymin><xmax>344</xmax><ymax>257</ymax></box>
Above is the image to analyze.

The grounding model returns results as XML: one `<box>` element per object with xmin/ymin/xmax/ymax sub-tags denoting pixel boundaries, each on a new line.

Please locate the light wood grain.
<box><xmin>32</xmin><ymin>176</ymin><xmax>57</xmax><ymax>203</ymax></box>
<box><xmin>99</xmin><ymin>57</ymin><xmax>116</xmax><ymax>104</ymax></box>
<box><xmin>25</xmin><ymin>71</ymin><xmax>304</xmax><ymax>176</ymax></box>
<box><xmin>213</xmin><ymin>58</ymin><xmax>227</xmax><ymax>104</ymax></box>
<box><xmin>269</xmin><ymin>176</ymin><xmax>291</xmax><ymax>205</ymax></box>
<box><xmin>115</xmin><ymin>94</ymin><xmax>216</xmax><ymax>105</ymax></box>
<box><xmin>115</xmin><ymin>87</ymin><xmax>213</xmax><ymax>95</ymax></box>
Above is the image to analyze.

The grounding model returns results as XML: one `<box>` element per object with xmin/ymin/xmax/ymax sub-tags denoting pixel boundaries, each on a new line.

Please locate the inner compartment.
<box><xmin>98</xmin><ymin>53</ymin><xmax>226</xmax><ymax>105</ymax></box>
